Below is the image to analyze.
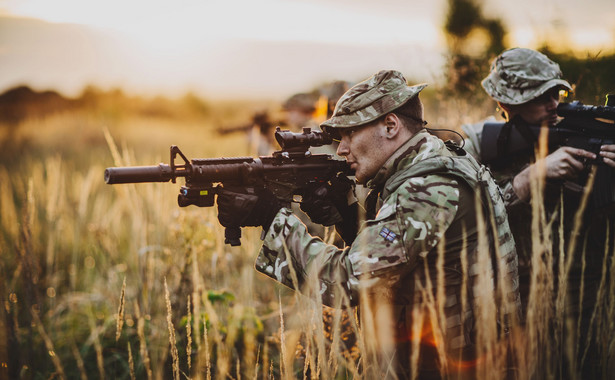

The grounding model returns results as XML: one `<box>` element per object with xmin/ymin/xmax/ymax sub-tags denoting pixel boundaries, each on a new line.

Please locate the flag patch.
<box><xmin>379</xmin><ymin>227</ymin><xmax>397</xmax><ymax>242</ymax></box>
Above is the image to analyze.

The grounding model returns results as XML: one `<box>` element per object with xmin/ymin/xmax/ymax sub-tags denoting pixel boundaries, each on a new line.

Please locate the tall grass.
<box><xmin>0</xmin><ymin>103</ymin><xmax>613</xmax><ymax>379</ymax></box>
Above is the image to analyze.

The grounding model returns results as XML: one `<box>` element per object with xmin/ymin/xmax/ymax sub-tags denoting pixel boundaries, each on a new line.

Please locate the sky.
<box><xmin>0</xmin><ymin>0</ymin><xmax>614</xmax><ymax>99</ymax></box>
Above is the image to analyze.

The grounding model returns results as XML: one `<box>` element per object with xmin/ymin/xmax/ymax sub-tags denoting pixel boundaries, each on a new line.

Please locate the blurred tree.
<box><xmin>443</xmin><ymin>0</ymin><xmax>508</xmax><ymax>102</ymax></box>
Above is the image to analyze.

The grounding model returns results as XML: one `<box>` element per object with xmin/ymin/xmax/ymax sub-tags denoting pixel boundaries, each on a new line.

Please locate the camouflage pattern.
<box><xmin>320</xmin><ymin>70</ymin><xmax>427</xmax><ymax>135</ymax></box>
<box><xmin>482</xmin><ymin>48</ymin><xmax>572</xmax><ymax>105</ymax></box>
<box><xmin>254</xmin><ymin>131</ymin><xmax>520</xmax><ymax>368</ymax></box>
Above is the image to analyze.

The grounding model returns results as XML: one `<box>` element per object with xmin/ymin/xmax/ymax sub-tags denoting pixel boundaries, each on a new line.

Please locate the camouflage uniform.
<box><xmin>462</xmin><ymin>48</ymin><xmax>580</xmax><ymax>264</ymax></box>
<box><xmin>463</xmin><ymin>48</ymin><xmax>614</xmax><ymax>378</ymax></box>
<box><xmin>256</xmin><ymin>70</ymin><xmax>520</xmax><ymax>378</ymax></box>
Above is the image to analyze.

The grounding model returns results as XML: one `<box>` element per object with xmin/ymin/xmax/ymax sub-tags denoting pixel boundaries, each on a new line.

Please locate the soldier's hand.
<box><xmin>600</xmin><ymin>144</ymin><xmax>615</xmax><ymax>168</ymax></box>
<box><xmin>300</xmin><ymin>174</ymin><xmax>359</xmax><ymax>245</ymax></box>
<box><xmin>216</xmin><ymin>187</ymin><xmax>281</xmax><ymax>230</ymax></box>
<box><xmin>300</xmin><ymin>174</ymin><xmax>356</xmax><ymax>226</ymax></box>
<box><xmin>543</xmin><ymin>147</ymin><xmax>596</xmax><ymax>179</ymax></box>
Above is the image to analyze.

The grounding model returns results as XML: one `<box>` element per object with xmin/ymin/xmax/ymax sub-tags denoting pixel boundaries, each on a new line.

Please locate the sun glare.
<box><xmin>511</xmin><ymin>26</ymin><xmax>614</xmax><ymax>54</ymax></box>
<box><xmin>1</xmin><ymin>0</ymin><xmax>439</xmax><ymax>49</ymax></box>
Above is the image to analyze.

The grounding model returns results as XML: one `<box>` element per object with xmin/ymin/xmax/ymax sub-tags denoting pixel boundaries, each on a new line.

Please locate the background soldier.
<box><xmin>216</xmin><ymin>70</ymin><xmax>520</xmax><ymax>379</ymax></box>
<box><xmin>462</xmin><ymin>47</ymin><xmax>615</xmax><ymax>379</ymax></box>
<box><xmin>281</xmin><ymin>92</ymin><xmax>320</xmax><ymax>131</ymax></box>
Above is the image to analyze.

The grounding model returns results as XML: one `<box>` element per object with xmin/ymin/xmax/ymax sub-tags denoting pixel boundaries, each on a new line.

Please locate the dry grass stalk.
<box><xmin>69</xmin><ymin>339</ymin><xmax>88</xmax><ymax>380</ymax></box>
<box><xmin>253</xmin><ymin>346</ymin><xmax>261</xmax><ymax>380</ymax></box>
<box><xmin>201</xmin><ymin>291</ymin><xmax>213</xmax><ymax>380</ymax></box>
<box><xmin>204</xmin><ymin>326</ymin><xmax>212</xmax><ymax>380</ymax></box>
<box><xmin>187</xmin><ymin>294</ymin><xmax>192</xmax><ymax>371</ymax></box>
<box><xmin>192</xmin><ymin>246</ymin><xmax>202</xmax><ymax>351</ymax></box>
<box><xmin>128</xmin><ymin>342</ymin><xmax>136</xmax><ymax>380</ymax></box>
<box><xmin>525</xmin><ymin>128</ymin><xmax>553</xmax><ymax>378</ymax></box>
<box><xmin>472</xmin><ymin>197</ymin><xmax>499</xmax><ymax>379</ymax></box>
<box><xmin>116</xmin><ymin>277</ymin><xmax>126</xmax><ymax>341</ymax></box>
<box><xmin>0</xmin><ymin>166</ymin><xmax>19</xmax><ymax>238</ymax></box>
<box><xmin>410</xmin><ymin>301</ymin><xmax>426</xmax><ymax>380</ymax></box>
<box><xmin>278</xmin><ymin>293</ymin><xmax>288</xmax><ymax>380</ymax></box>
<box><xmin>134</xmin><ymin>302</ymin><xmax>153</xmax><ymax>380</ymax></box>
<box><xmin>580</xmin><ymin>229</ymin><xmax>610</xmax><ymax>365</ymax></box>
<box><xmin>88</xmin><ymin>314</ymin><xmax>106</xmax><ymax>380</ymax></box>
<box><xmin>44</xmin><ymin>157</ymin><xmax>63</xmax><ymax>272</ymax></box>
<box><xmin>269</xmin><ymin>360</ymin><xmax>274</xmax><ymax>380</ymax></box>
<box><xmin>31</xmin><ymin>310</ymin><xmax>66</xmax><ymax>380</ymax></box>
<box><xmin>103</xmin><ymin>126</ymin><xmax>125</xmax><ymax>167</ymax></box>
<box><xmin>164</xmin><ymin>277</ymin><xmax>181</xmax><ymax>380</ymax></box>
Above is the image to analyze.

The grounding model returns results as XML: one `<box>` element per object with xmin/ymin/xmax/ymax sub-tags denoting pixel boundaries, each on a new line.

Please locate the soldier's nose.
<box><xmin>336</xmin><ymin>139</ymin><xmax>350</xmax><ymax>156</ymax></box>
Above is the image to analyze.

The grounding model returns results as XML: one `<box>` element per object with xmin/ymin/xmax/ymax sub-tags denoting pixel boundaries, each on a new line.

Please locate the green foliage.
<box><xmin>443</xmin><ymin>0</ymin><xmax>509</xmax><ymax>103</ymax></box>
<box><xmin>538</xmin><ymin>47</ymin><xmax>615</xmax><ymax>104</ymax></box>
<box><xmin>445</xmin><ymin>0</ymin><xmax>482</xmax><ymax>39</ymax></box>
<box><xmin>207</xmin><ymin>290</ymin><xmax>236</xmax><ymax>303</ymax></box>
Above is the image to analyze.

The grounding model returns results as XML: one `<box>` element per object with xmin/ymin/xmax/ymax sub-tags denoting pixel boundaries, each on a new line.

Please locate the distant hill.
<box><xmin>0</xmin><ymin>85</ymin><xmax>76</xmax><ymax>124</ymax></box>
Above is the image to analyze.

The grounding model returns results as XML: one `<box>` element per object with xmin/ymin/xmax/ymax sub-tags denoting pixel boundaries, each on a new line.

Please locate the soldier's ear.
<box><xmin>383</xmin><ymin>113</ymin><xmax>401</xmax><ymax>138</ymax></box>
<box><xmin>498</xmin><ymin>102</ymin><xmax>514</xmax><ymax>114</ymax></box>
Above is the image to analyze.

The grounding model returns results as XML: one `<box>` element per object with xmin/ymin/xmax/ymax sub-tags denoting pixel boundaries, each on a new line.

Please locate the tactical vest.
<box><xmin>372</xmin><ymin>149</ymin><xmax>520</xmax><ymax>355</ymax></box>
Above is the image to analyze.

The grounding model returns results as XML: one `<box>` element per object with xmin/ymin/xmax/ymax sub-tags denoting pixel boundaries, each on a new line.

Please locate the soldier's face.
<box><xmin>336</xmin><ymin>120</ymin><xmax>388</xmax><ymax>184</ymax></box>
<box><xmin>508</xmin><ymin>87</ymin><xmax>560</xmax><ymax>126</ymax></box>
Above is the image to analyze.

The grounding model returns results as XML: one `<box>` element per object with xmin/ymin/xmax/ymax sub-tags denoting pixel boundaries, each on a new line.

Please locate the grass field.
<box><xmin>0</xmin><ymin>93</ymin><xmax>613</xmax><ymax>379</ymax></box>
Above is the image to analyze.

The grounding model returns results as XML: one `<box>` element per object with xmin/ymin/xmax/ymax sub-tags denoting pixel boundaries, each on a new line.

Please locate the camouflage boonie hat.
<box><xmin>282</xmin><ymin>92</ymin><xmax>318</xmax><ymax>112</ymax></box>
<box><xmin>321</xmin><ymin>70</ymin><xmax>427</xmax><ymax>134</ymax></box>
<box><xmin>482</xmin><ymin>48</ymin><xmax>572</xmax><ymax>105</ymax></box>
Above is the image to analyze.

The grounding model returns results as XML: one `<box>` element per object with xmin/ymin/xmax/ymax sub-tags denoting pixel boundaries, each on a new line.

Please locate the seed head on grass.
<box><xmin>165</xmin><ymin>277</ymin><xmax>180</xmax><ymax>380</ymax></box>
<box><xmin>128</xmin><ymin>342</ymin><xmax>136</xmax><ymax>380</ymax></box>
<box><xmin>116</xmin><ymin>277</ymin><xmax>126</xmax><ymax>341</ymax></box>
<box><xmin>134</xmin><ymin>302</ymin><xmax>152</xmax><ymax>380</ymax></box>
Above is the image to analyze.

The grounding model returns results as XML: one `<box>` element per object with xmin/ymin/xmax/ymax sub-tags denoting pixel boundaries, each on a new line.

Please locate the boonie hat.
<box><xmin>282</xmin><ymin>92</ymin><xmax>318</xmax><ymax>112</ymax></box>
<box><xmin>321</xmin><ymin>70</ymin><xmax>427</xmax><ymax>134</ymax></box>
<box><xmin>482</xmin><ymin>48</ymin><xmax>572</xmax><ymax>105</ymax></box>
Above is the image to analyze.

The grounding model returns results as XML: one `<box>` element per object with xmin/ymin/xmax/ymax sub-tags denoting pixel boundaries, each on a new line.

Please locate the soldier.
<box><xmin>462</xmin><ymin>48</ymin><xmax>615</xmax><ymax>378</ymax></box>
<box><xmin>216</xmin><ymin>70</ymin><xmax>520</xmax><ymax>379</ymax></box>
<box><xmin>282</xmin><ymin>92</ymin><xmax>320</xmax><ymax>131</ymax></box>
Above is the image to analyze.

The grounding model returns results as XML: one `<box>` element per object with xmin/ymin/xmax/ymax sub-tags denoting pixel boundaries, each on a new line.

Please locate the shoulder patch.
<box><xmin>379</xmin><ymin>227</ymin><xmax>398</xmax><ymax>242</ymax></box>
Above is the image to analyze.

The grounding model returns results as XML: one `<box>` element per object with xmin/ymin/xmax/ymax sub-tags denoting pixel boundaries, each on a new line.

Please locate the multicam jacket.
<box><xmin>255</xmin><ymin>131</ymin><xmax>520</xmax><ymax>371</ymax></box>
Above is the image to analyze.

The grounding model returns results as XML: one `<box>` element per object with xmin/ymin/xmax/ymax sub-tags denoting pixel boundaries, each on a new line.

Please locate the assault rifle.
<box><xmin>480</xmin><ymin>96</ymin><xmax>615</xmax><ymax>208</ymax></box>
<box><xmin>104</xmin><ymin>127</ymin><xmax>353</xmax><ymax>246</ymax></box>
<box><xmin>216</xmin><ymin>111</ymin><xmax>286</xmax><ymax>136</ymax></box>
<box><xmin>481</xmin><ymin>98</ymin><xmax>615</xmax><ymax>167</ymax></box>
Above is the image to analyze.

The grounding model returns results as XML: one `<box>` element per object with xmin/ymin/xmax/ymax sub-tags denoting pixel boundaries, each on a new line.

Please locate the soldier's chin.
<box><xmin>354</xmin><ymin>173</ymin><xmax>367</xmax><ymax>185</ymax></box>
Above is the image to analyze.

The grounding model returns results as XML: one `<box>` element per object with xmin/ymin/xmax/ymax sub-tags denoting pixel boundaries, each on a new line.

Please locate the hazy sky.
<box><xmin>1</xmin><ymin>0</ymin><xmax>614</xmax><ymax>99</ymax></box>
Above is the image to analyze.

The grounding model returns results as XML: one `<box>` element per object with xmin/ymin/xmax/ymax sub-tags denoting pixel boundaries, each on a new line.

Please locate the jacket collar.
<box><xmin>365</xmin><ymin>130</ymin><xmax>448</xmax><ymax>190</ymax></box>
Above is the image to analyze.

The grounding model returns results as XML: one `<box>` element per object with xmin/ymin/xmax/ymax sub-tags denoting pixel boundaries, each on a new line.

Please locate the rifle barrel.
<box><xmin>104</xmin><ymin>164</ymin><xmax>175</xmax><ymax>184</ymax></box>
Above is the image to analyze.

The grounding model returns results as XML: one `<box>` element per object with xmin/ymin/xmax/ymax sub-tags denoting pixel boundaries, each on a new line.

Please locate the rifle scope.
<box><xmin>274</xmin><ymin>127</ymin><xmax>333</xmax><ymax>150</ymax></box>
<box><xmin>557</xmin><ymin>101</ymin><xmax>615</xmax><ymax>121</ymax></box>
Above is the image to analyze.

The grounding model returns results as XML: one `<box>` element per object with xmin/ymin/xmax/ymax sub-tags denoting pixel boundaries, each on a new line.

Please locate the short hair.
<box><xmin>392</xmin><ymin>95</ymin><xmax>425</xmax><ymax>133</ymax></box>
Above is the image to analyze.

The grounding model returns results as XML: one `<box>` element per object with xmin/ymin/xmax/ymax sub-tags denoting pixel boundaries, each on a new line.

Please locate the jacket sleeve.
<box><xmin>254</xmin><ymin>175</ymin><xmax>460</xmax><ymax>307</ymax></box>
